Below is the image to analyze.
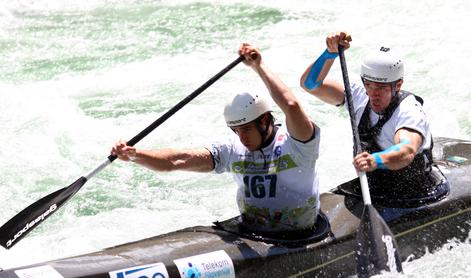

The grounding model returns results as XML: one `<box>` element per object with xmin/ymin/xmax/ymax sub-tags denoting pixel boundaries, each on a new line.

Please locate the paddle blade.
<box><xmin>0</xmin><ymin>176</ymin><xmax>87</xmax><ymax>249</ymax></box>
<box><xmin>356</xmin><ymin>204</ymin><xmax>403</xmax><ymax>277</ymax></box>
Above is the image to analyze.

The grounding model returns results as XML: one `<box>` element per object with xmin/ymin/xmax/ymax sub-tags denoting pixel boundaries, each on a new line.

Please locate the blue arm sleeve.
<box><xmin>372</xmin><ymin>139</ymin><xmax>411</xmax><ymax>170</ymax></box>
<box><xmin>303</xmin><ymin>49</ymin><xmax>339</xmax><ymax>90</ymax></box>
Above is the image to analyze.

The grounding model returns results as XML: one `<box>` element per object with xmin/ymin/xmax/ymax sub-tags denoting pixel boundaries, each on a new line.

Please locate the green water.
<box><xmin>1</xmin><ymin>3</ymin><xmax>283</xmax><ymax>82</ymax></box>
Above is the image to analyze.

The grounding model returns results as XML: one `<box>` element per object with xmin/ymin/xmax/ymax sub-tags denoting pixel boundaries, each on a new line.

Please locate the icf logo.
<box><xmin>274</xmin><ymin>146</ymin><xmax>282</xmax><ymax>157</ymax></box>
<box><xmin>109</xmin><ymin>263</ymin><xmax>169</xmax><ymax>278</ymax></box>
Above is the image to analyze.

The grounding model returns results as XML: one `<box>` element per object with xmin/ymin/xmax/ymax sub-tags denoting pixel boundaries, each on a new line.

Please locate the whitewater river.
<box><xmin>0</xmin><ymin>0</ymin><xmax>470</xmax><ymax>277</ymax></box>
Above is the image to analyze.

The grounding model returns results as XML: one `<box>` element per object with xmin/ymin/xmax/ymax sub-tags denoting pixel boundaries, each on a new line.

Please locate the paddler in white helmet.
<box><xmin>112</xmin><ymin>43</ymin><xmax>321</xmax><ymax>234</ymax></box>
<box><xmin>300</xmin><ymin>31</ymin><xmax>448</xmax><ymax>204</ymax></box>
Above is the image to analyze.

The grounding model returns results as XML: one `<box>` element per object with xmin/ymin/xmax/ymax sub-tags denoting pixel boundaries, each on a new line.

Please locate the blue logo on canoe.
<box><xmin>183</xmin><ymin>262</ymin><xmax>202</xmax><ymax>278</ymax></box>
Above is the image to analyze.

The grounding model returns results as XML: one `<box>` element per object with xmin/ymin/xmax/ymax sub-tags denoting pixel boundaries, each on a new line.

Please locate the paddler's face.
<box><xmin>363</xmin><ymin>79</ymin><xmax>403</xmax><ymax>113</ymax></box>
<box><xmin>232</xmin><ymin>122</ymin><xmax>263</xmax><ymax>151</ymax></box>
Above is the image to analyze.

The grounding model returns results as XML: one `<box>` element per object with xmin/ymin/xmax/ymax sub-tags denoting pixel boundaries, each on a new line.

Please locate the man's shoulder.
<box><xmin>397</xmin><ymin>93</ymin><xmax>428</xmax><ymax>117</ymax></box>
<box><xmin>281</xmin><ymin>124</ymin><xmax>320</xmax><ymax>158</ymax></box>
<box><xmin>275</xmin><ymin>124</ymin><xmax>308</xmax><ymax>143</ymax></box>
<box><xmin>209</xmin><ymin>136</ymin><xmax>238</xmax><ymax>152</ymax></box>
<box><xmin>391</xmin><ymin>92</ymin><xmax>431</xmax><ymax>141</ymax></box>
<box><xmin>349</xmin><ymin>82</ymin><xmax>369</xmax><ymax>107</ymax></box>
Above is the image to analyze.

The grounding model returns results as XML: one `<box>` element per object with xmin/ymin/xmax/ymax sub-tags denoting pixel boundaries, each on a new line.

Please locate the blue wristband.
<box><xmin>372</xmin><ymin>153</ymin><xmax>387</xmax><ymax>170</ymax></box>
<box><xmin>303</xmin><ymin>49</ymin><xmax>338</xmax><ymax>90</ymax></box>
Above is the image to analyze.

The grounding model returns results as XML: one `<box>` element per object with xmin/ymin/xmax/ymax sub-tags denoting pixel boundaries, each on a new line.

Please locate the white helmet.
<box><xmin>224</xmin><ymin>92</ymin><xmax>272</xmax><ymax>127</ymax></box>
<box><xmin>361</xmin><ymin>46</ymin><xmax>404</xmax><ymax>83</ymax></box>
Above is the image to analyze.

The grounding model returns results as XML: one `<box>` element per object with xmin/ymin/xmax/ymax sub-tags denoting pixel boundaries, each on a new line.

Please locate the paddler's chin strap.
<box><xmin>256</xmin><ymin>113</ymin><xmax>277</xmax><ymax>169</ymax></box>
<box><xmin>256</xmin><ymin>112</ymin><xmax>275</xmax><ymax>148</ymax></box>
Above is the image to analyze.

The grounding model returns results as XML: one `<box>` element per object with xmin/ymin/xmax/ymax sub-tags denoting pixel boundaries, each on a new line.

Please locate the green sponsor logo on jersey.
<box><xmin>231</xmin><ymin>154</ymin><xmax>297</xmax><ymax>174</ymax></box>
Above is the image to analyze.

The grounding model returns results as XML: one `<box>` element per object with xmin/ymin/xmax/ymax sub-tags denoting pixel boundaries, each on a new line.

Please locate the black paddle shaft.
<box><xmin>338</xmin><ymin>45</ymin><xmax>362</xmax><ymax>156</ymax></box>
<box><xmin>108</xmin><ymin>55</ymin><xmax>246</xmax><ymax>162</ymax></box>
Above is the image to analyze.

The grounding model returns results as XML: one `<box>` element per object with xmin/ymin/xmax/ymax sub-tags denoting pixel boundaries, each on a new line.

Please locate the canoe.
<box><xmin>1</xmin><ymin>136</ymin><xmax>470</xmax><ymax>278</ymax></box>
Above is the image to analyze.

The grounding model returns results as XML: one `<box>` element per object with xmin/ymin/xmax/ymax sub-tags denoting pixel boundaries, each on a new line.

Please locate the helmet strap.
<box><xmin>384</xmin><ymin>85</ymin><xmax>401</xmax><ymax>116</ymax></box>
<box><xmin>256</xmin><ymin>113</ymin><xmax>276</xmax><ymax>169</ymax></box>
<box><xmin>255</xmin><ymin>113</ymin><xmax>275</xmax><ymax>149</ymax></box>
<box><xmin>390</xmin><ymin>81</ymin><xmax>398</xmax><ymax>96</ymax></box>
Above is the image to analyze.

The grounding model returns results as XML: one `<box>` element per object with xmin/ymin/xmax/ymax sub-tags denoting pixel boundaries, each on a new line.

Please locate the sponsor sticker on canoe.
<box><xmin>109</xmin><ymin>262</ymin><xmax>169</xmax><ymax>278</ymax></box>
<box><xmin>14</xmin><ymin>265</ymin><xmax>63</xmax><ymax>278</ymax></box>
<box><xmin>174</xmin><ymin>250</ymin><xmax>235</xmax><ymax>278</ymax></box>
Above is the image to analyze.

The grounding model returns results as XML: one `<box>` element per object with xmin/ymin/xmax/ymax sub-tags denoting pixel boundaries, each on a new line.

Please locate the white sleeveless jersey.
<box><xmin>207</xmin><ymin>125</ymin><xmax>320</xmax><ymax>232</ymax></box>
<box><xmin>348</xmin><ymin>82</ymin><xmax>432</xmax><ymax>152</ymax></box>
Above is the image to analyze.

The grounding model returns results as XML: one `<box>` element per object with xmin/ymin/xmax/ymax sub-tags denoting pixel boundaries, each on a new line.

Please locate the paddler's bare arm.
<box><xmin>111</xmin><ymin>140</ymin><xmax>214</xmax><ymax>172</ymax></box>
<box><xmin>239</xmin><ymin>43</ymin><xmax>314</xmax><ymax>142</ymax></box>
<box><xmin>300</xmin><ymin>31</ymin><xmax>351</xmax><ymax>106</ymax></box>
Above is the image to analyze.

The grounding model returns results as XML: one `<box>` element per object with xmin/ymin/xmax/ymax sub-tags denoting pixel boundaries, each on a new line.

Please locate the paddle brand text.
<box><xmin>382</xmin><ymin>234</ymin><xmax>398</xmax><ymax>273</ymax></box>
<box><xmin>6</xmin><ymin>204</ymin><xmax>57</xmax><ymax>247</ymax></box>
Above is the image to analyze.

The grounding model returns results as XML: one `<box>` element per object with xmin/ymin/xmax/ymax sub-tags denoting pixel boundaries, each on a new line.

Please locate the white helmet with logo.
<box><xmin>224</xmin><ymin>92</ymin><xmax>272</xmax><ymax>127</ymax></box>
<box><xmin>361</xmin><ymin>46</ymin><xmax>404</xmax><ymax>83</ymax></box>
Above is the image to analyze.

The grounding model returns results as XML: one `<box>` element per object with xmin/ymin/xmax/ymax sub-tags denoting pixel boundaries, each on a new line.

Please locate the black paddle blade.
<box><xmin>356</xmin><ymin>204</ymin><xmax>403</xmax><ymax>277</ymax></box>
<box><xmin>0</xmin><ymin>176</ymin><xmax>87</xmax><ymax>249</ymax></box>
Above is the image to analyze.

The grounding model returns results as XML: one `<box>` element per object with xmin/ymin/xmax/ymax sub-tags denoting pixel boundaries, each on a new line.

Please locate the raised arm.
<box><xmin>238</xmin><ymin>43</ymin><xmax>314</xmax><ymax>142</ymax></box>
<box><xmin>300</xmin><ymin>32</ymin><xmax>352</xmax><ymax>106</ymax></box>
<box><xmin>111</xmin><ymin>140</ymin><xmax>214</xmax><ymax>172</ymax></box>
